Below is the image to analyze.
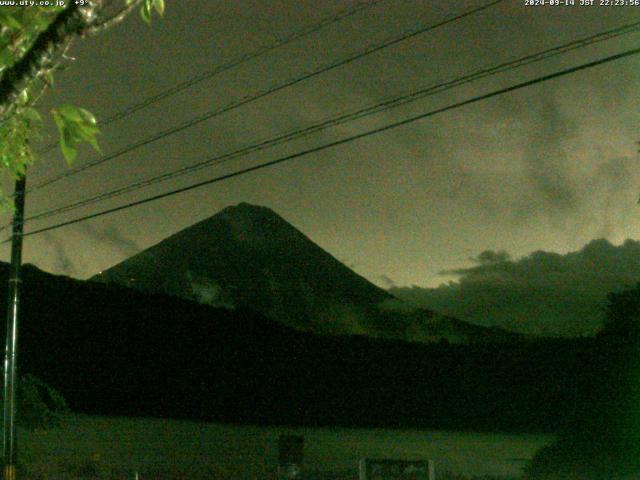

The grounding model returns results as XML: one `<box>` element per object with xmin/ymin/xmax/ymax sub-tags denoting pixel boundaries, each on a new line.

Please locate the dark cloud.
<box><xmin>78</xmin><ymin>223</ymin><xmax>140</xmax><ymax>257</ymax></box>
<box><xmin>390</xmin><ymin>238</ymin><xmax>640</xmax><ymax>337</ymax></box>
<box><xmin>379</xmin><ymin>274</ymin><xmax>396</xmax><ymax>288</ymax></box>
<box><xmin>42</xmin><ymin>233</ymin><xmax>77</xmax><ymax>276</ymax></box>
<box><xmin>474</xmin><ymin>250</ymin><xmax>511</xmax><ymax>265</ymax></box>
<box><xmin>591</xmin><ymin>156</ymin><xmax>637</xmax><ymax>240</ymax></box>
<box><xmin>442</xmin><ymin>250</ymin><xmax>513</xmax><ymax>275</ymax></box>
<box><xmin>514</xmin><ymin>95</ymin><xmax>578</xmax><ymax>223</ymax></box>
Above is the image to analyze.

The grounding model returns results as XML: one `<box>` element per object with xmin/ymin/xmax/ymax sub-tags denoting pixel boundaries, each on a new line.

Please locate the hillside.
<box><xmin>0</xmin><ymin>262</ymin><xmax>600</xmax><ymax>433</ymax></box>
<box><xmin>93</xmin><ymin>203</ymin><xmax>516</xmax><ymax>343</ymax></box>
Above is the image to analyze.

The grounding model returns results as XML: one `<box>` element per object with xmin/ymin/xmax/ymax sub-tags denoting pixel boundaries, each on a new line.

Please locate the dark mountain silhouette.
<box><xmin>0</xmin><ymin>262</ymin><xmax>597</xmax><ymax>433</ymax></box>
<box><xmin>93</xmin><ymin>202</ymin><xmax>516</xmax><ymax>343</ymax></box>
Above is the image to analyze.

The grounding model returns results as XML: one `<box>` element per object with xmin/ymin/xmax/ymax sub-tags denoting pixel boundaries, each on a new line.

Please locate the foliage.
<box><xmin>135</xmin><ymin>0</ymin><xmax>165</xmax><ymax>24</ymax></box>
<box><xmin>600</xmin><ymin>283</ymin><xmax>640</xmax><ymax>340</ymax></box>
<box><xmin>0</xmin><ymin>105</ymin><xmax>39</xmax><ymax>201</ymax></box>
<box><xmin>0</xmin><ymin>6</ymin><xmax>62</xmax><ymax>193</ymax></box>
<box><xmin>526</xmin><ymin>284</ymin><xmax>640</xmax><ymax>479</ymax></box>
<box><xmin>0</xmin><ymin>7</ymin><xmax>63</xmax><ymax>71</ymax></box>
<box><xmin>526</xmin><ymin>435</ymin><xmax>640</xmax><ymax>480</ymax></box>
<box><xmin>52</xmin><ymin>104</ymin><xmax>100</xmax><ymax>165</ymax></box>
<box><xmin>0</xmin><ymin>373</ymin><xmax>68</xmax><ymax>431</ymax></box>
<box><xmin>0</xmin><ymin>1</ymin><xmax>164</xmax><ymax>202</ymax></box>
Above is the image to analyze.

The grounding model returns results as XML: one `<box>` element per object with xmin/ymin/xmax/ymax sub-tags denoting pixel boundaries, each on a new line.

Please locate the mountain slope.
<box><xmin>93</xmin><ymin>203</ymin><xmax>516</xmax><ymax>342</ymax></box>
<box><xmin>0</xmin><ymin>263</ymin><xmax>590</xmax><ymax>432</ymax></box>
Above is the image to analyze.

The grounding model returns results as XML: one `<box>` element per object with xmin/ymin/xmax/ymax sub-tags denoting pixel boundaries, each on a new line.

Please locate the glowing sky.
<box><xmin>2</xmin><ymin>0</ymin><xmax>638</xmax><ymax>289</ymax></box>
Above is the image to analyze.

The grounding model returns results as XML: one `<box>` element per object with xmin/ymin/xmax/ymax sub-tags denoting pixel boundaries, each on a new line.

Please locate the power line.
<box><xmin>26</xmin><ymin>0</ymin><xmax>505</xmax><ymax>194</ymax></box>
<box><xmin>18</xmin><ymin>20</ymin><xmax>640</xmax><ymax>228</ymax></box>
<box><xmin>98</xmin><ymin>1</ymin><xmax>383</xmax><ymax>126</ymax></box>
<box><xmin>36</xmin><ymin>0</ymin><xmax>384</xmax><ymax>154</ymax></box>
<box><xmin>12</xmin><ymin>46</ymin><xmax>639</xmax><ymax>241</ymax></box>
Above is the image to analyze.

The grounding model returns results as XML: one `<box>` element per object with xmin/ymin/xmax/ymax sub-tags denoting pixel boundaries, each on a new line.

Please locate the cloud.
<box><xmin>441</xmin><ymin>250</ymin><xmax>512</xmax><ymax>276</ymax></box>
<box><xmin>512</xmin><ymin>95</ymin><xmax>579</xmax><ymax>224</ymax></box>
<box><xmin>79</xmin><ymin>223</ymin><xmax>140</xmax><ymax>257</ymax></box>
<box><xmin>590</xmin><ymin>156</ymin><xmax>637</xmax><ymax>240</ymax></box>
<box><xmin>390</xmin><ymin>238</ymin><xmax>640</xmax><ymax>337</ymax></box>
<box><xmin>379</xmin><ymin>274</ymin><xmax>396</xmax><ymax>288</ymax></box>
<box><xmin>474</xmin><ymin>250</ymin><xmax>511</xmax><ymax>264</ymax></box>
<box><xmin>42</xmin><ymin>232</ymin><xmax>77</xmax><ymax>276</ymax></box>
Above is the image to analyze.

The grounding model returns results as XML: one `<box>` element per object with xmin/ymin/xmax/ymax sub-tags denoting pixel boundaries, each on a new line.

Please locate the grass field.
<box><xmin>16</xmin><ymin>414</ymin><xmax>554</xmax><ymax>479</ymax></box>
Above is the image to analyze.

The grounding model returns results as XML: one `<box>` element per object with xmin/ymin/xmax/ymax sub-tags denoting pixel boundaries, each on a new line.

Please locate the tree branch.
<box><xmin>0</xmin><ymin>1</ymin><xmax>100</xmax><ymax>119</ymax></box>
<box><xmin>86</xmin><ymin>0</ymin><xmax>145</xmax><ymax>36</ymax></box>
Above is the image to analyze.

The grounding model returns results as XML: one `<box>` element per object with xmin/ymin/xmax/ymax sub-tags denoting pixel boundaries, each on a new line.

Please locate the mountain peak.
<box><xmin>202</xmin><ymin>202</ymin><xmax>302</xmax><ymax>245</ymax></box>
<box><xmin>94</xmin><ymin>203</ymin><xmax>393</xmax><ymax>332</ymax></box>
<box><xmin>219</xmin><ymin>202</ymin><xmax>276</xmax><ymax>217</ymax></box>
<box><xmin>92</xmin><ymin>203</ymin><xmax>515</xmax><ymax>342</ymax></box>
<box><xmin>216</xmin><ymin>202</ymin><xmax>288</xmax><ymax>227</ymax></box>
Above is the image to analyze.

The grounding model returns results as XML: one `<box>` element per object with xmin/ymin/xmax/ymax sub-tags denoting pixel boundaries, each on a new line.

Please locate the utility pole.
<box><xmin>3</xmin><ymin>173</ymin><xmax>26</xmax><ymax>480</ymax></box>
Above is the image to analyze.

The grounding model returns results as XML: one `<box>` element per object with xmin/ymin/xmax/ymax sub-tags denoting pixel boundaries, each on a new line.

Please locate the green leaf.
<box><xmin>32</xmin><ymin>14</ymin><xmax>50</xmax><ymax>31</ymax></box>
<box><xmin>42</xmin><ymin>71</ymin><xmax>54</xmax><ymax>87</ymax></box>
<box><xmin>0</xmin><ymin>48</ymin><xmax>13</xmax><ymax>69</ymax></box>
<box><xmin>140</xmin><ymin>0</ymin><xmax>152</xmax><ymax>24</ymax></box>
<box><xmin>52</xmin><ymin>109</ymin><xmax>65</xmax><ymax>131</ymax></box>
<box><xmin>57</xmin><ymin>104</ymin><xmax>86</xmax><ymax>123</ymax></box>
<box><xmin>0</xmin><ymin>14</ymin><xmax>22</xmax><ymax>30</ymax></box>
<box><xmin>23</xmin><ymin>107</ymin><xmax>41</xmax><ymax>123</ymax></box>
<box><xmin>60</xmin><ymin>128</ymin><xmax>77</xmax><ymax>165</ymax></box>
<box><xmin>52</xmin><ymin>106</ymin><xmax>101</xmax><ymax>160</ymax></box>
<box><xmin>18</xmin><ymin>89</ymin><xmax>29</xmax><ymax>105</ymax></box>
<box><xmin>53</xmin><ymin>109</ymin><xmax>78</xmax><ymax>164</ymax></box>
<box><xmin>76</xmin><ymin>107</ymin><xmax>97</xmax><ymax>126</ymax></box>
<box><xmin>74</xmin><ymin>122</ymin><xmax>99</xmax><ymax>139</ymax></box>
<box><xmin>71</xmin><ymin>122</ymin><xmax>101</xmax><ymax>152</ymax></box>
<box><xmin>153</xmin><ymin>0</ymin><xmax>165</xmax><ymax>16</ymax></box>
<box><xmin>85</xmin><ymin>134</ymin><xmax>101</xmax><ymax>153</ymax></box>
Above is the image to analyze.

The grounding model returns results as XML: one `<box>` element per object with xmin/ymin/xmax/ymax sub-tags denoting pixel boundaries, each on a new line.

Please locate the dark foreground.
<box><xmin>18</xmin><ymin>414</ymin><xmax>551</xmax><ymax>479</ymax></box>
<box><xmin>4</xmin><ymin>264</ymin><xmax>613</xmax><ymax>435</ymax></box>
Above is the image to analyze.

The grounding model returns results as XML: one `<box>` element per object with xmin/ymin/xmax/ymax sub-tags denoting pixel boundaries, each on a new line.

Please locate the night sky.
<box><xmin>2</xmin><ymin>0</ymin><xmax>638</xmax><ymax>294</ymax></box>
